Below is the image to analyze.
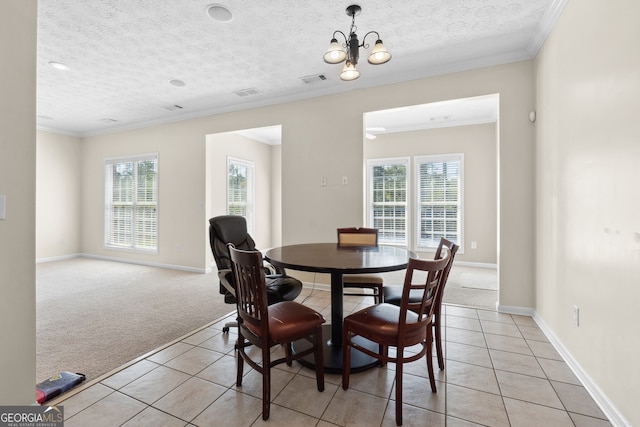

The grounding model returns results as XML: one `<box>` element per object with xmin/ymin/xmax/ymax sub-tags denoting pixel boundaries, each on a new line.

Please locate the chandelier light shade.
<box><xmin>340</xmin><ymin>60</ymin><xmax>360</xmax><ymax>81</ymax></box>
<box><xmin>368</xmin><ymin>40</ymin><xmax>392</xmax><ymax>65</ymax></box>
<box><xmin>323</xmin><ymin>4</ymin><xmax>391</xmax><ymax>81</ymax></box>
<box><xmin>323</xmin><ymin>39</ymin><xmax>348</xmax><ymax>63</ymax></box>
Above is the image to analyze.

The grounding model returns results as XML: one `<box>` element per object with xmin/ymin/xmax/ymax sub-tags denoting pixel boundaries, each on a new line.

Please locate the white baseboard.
<box><xmin>497</xmin><ymin>305</ymin><xmax>629</xmax><ymax>426</ymax></box>
<box><xmin>496</xmin><ymin>304</ymin><xmax>535</xmax><ymax>316</ymax></box>
<box><xmin>454</xmin><ymin>260</ymin><xmax>497</xmax><ymax>269</ymax></box>
<box><xmin>36</xmin><ymin>252</ymin><xmax>209</xmax><ymax>273</ymax></box>
<box><xmin>532</xmin><ymin>313</ymin><xmax>631</xmax><ymax>427</ymax></box>
<box><xmin>36</xmin><ymin>253</ymin><xmax>82</xmax><ymax>263</ymax></box>
<box><xmin>79</xmin><ymin>253</ymin><xmax>208</xmax><ymax>274</ymax></box>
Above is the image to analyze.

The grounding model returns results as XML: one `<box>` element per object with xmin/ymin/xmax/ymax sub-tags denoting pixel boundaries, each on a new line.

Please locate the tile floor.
<box><xmin>53</xmin><ymin>288</ymin><xmax>612</xmax><ymax>426</ymax></box>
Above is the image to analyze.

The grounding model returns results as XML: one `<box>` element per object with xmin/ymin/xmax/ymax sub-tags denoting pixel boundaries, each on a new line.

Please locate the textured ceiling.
<box><xmin>36</xmin><ymin>0</ymin><xmax>565</xmax><ymax>136</ymax></box>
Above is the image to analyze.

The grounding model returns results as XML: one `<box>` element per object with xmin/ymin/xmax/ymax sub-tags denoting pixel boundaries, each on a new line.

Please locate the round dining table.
<box><xmin>265</xmin><ymin>242</ymin><xmax>416</xmax><ymax>373</ymax></box>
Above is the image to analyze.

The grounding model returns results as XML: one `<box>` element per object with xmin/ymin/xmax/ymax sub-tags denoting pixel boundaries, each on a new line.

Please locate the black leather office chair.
<box><xmin>209</xmin><ymin>215</ymin><xmax>303</xmax><ymax>332</ymax></box>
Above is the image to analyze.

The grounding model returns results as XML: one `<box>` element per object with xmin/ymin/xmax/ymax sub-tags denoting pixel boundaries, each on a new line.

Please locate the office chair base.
<box><xmin>222</xmin><ymin>321</ymin><xmax>238</xmax><ymax>334</ymax></box>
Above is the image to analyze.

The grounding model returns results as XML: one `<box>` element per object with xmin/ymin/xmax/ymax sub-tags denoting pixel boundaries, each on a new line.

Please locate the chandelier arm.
<box><xmin>361</xmin><ymin>31</ymin><xmax>381</xmax><ymax>49</ymax></box>
<box><xmin>332</xmin><ymin>30</ymin><xmax>348</xmax><ymax>47</ymax></box>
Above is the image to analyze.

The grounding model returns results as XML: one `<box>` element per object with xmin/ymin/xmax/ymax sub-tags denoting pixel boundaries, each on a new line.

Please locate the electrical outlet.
<box><xmin>320</xmin><ymin>176</ymin><xmax>327</xmax><ymax>186</ymax></box>
<box><xmin>573</xmin><ymin>305</ymin><xmax>579</xmax><ymax>326</ymax></box>
<box><xmin>471</xmin><ymin>241</ymin><xmax>477</xmax><ymax>249</ymax></box>
<box><xmin>342</xmin><ymin>175</ymin><xmax>348</xmax><ymax>185</ymax></box>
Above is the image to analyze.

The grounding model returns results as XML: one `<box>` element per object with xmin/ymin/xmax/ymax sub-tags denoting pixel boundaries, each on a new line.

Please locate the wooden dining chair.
<box><xmin>342</xmin><ymin>253</ymin><xmax>450</xmax><ymax>426</ymax></box>
<box><xmin>228</xmin><ymin>244</ymin><xmax>326</xmax><ymax>421</ymax></box>
<box><xmin>382</xmin><ymin>237</ymin><xmax>459</xmax><ymax>370</ymax></box>
<box><xmin>337</xmin><ymin>227</ymin><xmax>384</xmax><ymax>304</ymax></box>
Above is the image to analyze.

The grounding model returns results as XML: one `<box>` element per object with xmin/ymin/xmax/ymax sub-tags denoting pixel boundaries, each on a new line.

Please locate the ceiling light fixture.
<box><xmin>48</xmin><ymin>61</ymin><xmax>70</xmax><ymax>71</ymax></box>
<box><xmin>323</xmin><ymin>4</ymin><xmax>391</xmax><ymax>81</ymax></box>
<box><xmin>206</xmin><ymin>4</ymin><xmax>233</xmax><ymax>23</ymax></box>
<box><xmin>365</xmin><ymin>126</ymin><xmax>386</xmax><ymax>140</ymax></box>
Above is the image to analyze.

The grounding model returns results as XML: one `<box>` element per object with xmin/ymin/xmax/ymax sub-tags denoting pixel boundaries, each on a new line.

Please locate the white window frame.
<box><xmin>366</xmin><ymin>157</ymin><xmax>410</xmax><ymax>247</ymax></box>
<box><xmin>226</xmin><ymin>156</ymin><xmax>255</xmax><ymax>234</ymax></box>
<box><xmin>104</xmin><ymin>153</ymin><xmax>158</xmax><ymax>254</ymax></box>
<box><xmin>414</xmin><ymin>153</ymin><xmax>464</xmax><ymax>251</ymax></box>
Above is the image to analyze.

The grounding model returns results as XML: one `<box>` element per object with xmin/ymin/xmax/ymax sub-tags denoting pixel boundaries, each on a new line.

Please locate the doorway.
<box><xmin>205</xmin><ymin>125</ymin><xmax>283</xmax><ymax>250</ymax></box>
<box><xmin>364</xmin><ymin>94</ymin><xmax>499</xmax><ymax>309</ymax></box>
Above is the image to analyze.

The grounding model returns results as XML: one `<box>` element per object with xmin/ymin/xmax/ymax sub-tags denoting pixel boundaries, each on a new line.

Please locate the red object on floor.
<box><xmin>35</xmin><ymin>372</ymin><xmax>85</xmax><ymax>404</ymax></box>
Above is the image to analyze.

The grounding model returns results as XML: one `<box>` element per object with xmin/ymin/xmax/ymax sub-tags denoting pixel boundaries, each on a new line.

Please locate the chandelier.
<box><xmin>323</xmin><ymin>4</ymin><xmax>391</xmax><ymax>81</ymax></box>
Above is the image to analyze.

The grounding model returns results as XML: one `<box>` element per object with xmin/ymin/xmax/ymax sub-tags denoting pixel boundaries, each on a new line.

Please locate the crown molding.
<box><xmin>36</xmin><ymin>125</ymin><xmax>83</xmax><ymax>138</ymax></box>
<box><xmin>526</xmin><ymin>0</ymin><xmax>570</xmax><ymax>57</ymax></box>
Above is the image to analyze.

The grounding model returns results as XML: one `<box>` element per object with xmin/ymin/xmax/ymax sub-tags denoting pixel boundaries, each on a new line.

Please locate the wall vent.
<box><xmin>300</xmin><ymin>74</ymin><xmax>327</xmax><ymax>84</ymax></box>
<box><xmin>233</xmin><ymin>88</ymin><xmax>262</xmax><ymax>97</ymax></box>
<box><xmin>164</xmin><ymin>104</ymin><xmax>183</xmax><ymax>111</ymax></box>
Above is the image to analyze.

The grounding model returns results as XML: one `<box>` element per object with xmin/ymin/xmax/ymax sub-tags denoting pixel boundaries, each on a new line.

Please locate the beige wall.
<box><xmin>75</xmin><ymin>60</ymin><xmax>534</xmax><ymax>308</ymax></box>
<box><xmin>36</xmin><ymin>131</ymin><xmax>82</xmax><ymax>260</ymax></box>
<box><xmin>0</xmin><ymin>0</ymin><xmax>37</xmax><ymax>404</ymax></box>
<box><xmin>12</xmin><ymin>2</ymin><xmax>636</xmax><ymax>420</ymax></box>
<box><xmin>365</xmin><ymin>123</ymin><xmax>498</xmax><ymax>264</ymax></box>
<box><xmin>69</xmin><ymin>125</ymin><xmax>281</xmax><ymax>272</ymax></box>
<box><xmin>80</xmin><ymin>123</ymin><xmax>211</xmax><ymax>271</ymax></box>
<box><xmin>535</xmin><ymin>1</ymin><xmax>640</xmax><ymax>425</ymax></box>
<box><xmin>205</xmin><ymin>132</ymin><xmax>280</xmax><ymax>267</ymax></box>
<box><xmin>271</xmin><ymin>144</ymin><xmax>283</xmax><ymax>248</ymax></box>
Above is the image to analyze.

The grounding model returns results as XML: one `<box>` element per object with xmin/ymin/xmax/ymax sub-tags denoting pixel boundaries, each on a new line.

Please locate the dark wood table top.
<box><xmin>264</xmin><ymin>242</ymin><xmax>416</xmax><ymax>373</ymax></box>
<box><xmin>265</xmin><ymin>242</ymin><xmax>415</xmax><ymax>275</ymax></box>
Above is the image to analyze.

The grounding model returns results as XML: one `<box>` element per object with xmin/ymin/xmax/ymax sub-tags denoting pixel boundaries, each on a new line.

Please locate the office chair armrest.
<box><xmin>263</xmin><ymin>262</ymin><xmax>278</xmax><ymax>275</ymax></box>
<box><xmin>218</xmin><ymin>269</ymin><xmax>235</xmax><ymax>296</ymax></box>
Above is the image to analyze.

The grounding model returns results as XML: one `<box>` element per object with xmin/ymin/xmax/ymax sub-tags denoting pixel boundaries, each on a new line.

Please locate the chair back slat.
<box><xmin>341</xmin><ymin>239</ymin><xmax>453</xmax><ymax>426</ymax></box>
<box><xmin>228</xmin><ymin>245</ymin><xmax>269</xmax><ymax>337</ymax></box>
<box><xmin>337</xmin><ymin>227</ymin><xmax>378</xmax><ymax>247</ymax></box>
<box><xmin>399</xmin><ymin>254</ymin><xmax>450</xmax><ymax>333</ymax></box>
<box><xmin>228</xmin><ymin>244</ymin><xmax>325</xmax><ymax>421</ymax></box>
<box><xmin>433</xmin><ymin>238</ymin><xmax>459</xmax><ymax>309</ymax></box>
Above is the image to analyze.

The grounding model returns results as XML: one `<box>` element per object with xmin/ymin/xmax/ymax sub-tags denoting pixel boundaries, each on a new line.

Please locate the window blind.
<box><xmin>416</xmin><ymin>154</ymin><xmax>462</xmax><ymax>249</ymax></box>
<box><xmin>104</xmin><ymin>154</ymin><xmax>158</xmax><ymax>252</ymax></box>
<box><xmin>227</xmin><ymin>157</ymin><xmax>254</xmax><ymax>233</ymax></box>
<box><xmin>368</xmin><ymin>159</ymin><xmax>409</xmax><ymax>245</ymax></box>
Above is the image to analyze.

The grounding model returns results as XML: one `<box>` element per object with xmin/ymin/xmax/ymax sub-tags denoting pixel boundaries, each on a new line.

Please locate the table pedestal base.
<box><xmin>292</xmin><ymin>324</ymin><xmax>379</xmax><ymax>374</ymax></box>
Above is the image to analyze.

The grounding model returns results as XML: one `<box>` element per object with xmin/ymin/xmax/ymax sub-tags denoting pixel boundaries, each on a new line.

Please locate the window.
<box><xmin>367</xmin><ymin>154</ymin><xmax>464</xmax><ymax>251</ymax></box>
<box><xmin>367</xmin><ymin>158</ymin><xmax>409</xmax><ymax>245</ymax></box>
<box><xmin>415</xmin><ymin>154</ymin><xmax>463</xmax><ymax>249</ymax></box>
<box><xmin>227</xmin><ymin>157</ymin><xmax>254</xmax><ymax>233</ymax></box>
<box><xmin>104</xmin><ymin>154</ymin><xmax>158</xmax><ymax>253</ymax></box>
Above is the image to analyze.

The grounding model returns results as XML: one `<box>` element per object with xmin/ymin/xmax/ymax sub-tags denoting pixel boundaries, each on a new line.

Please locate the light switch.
<box><xmin>0</xmin><ymin>195</ymin><xmax>5</xmax><ymax>220</ymax></box>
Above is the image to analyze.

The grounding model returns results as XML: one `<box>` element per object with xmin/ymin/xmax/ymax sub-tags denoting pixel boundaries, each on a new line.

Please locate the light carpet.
<box><xmin>36</xmin><ymin>258</ymin><xmax>231</xmax><ymax>383</ymax></box>
<box><xmin>459</xmin><ymin>268</ymin><xmax>499</xmax><ymax>290</ymax></box>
